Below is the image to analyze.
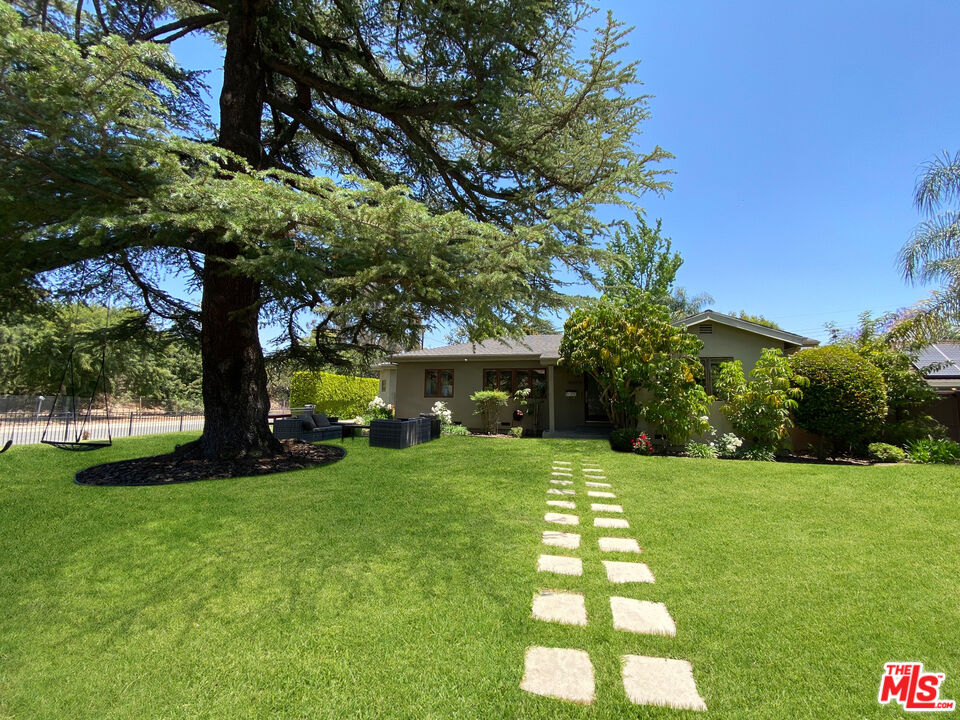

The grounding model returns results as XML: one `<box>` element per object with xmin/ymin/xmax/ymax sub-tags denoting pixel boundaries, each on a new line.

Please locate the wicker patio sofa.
<box><xmin>369</xmin><ymin>417</ymin><xmax>432</xmax><ymax>449</ymax></box>
<box><xmin>273</xmin><ymin>412</ymin><xmax>343</xmax><ymax>442</ymax></box>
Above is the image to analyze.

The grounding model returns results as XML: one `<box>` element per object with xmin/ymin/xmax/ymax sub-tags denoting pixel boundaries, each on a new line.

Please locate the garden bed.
<box><xmin>75</xmin><ymin>439</ymin><xmax>345</xmax><ymax>486</ymax></box>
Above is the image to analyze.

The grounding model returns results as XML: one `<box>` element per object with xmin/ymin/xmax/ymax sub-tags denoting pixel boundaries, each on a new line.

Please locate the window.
<box><xmin>483</xmin><ymin>368</ymin><xmax>548</xmax><ymax>399</ymax></box>
<box><xmin>699</xmin><ymin>357</ymin><xmax>733</xmax><ymax>395</ymax></box>
<box><xmin>424</xmin><ymin>369</ymin><xmax>454</xmax><ymax>397</ymax></box>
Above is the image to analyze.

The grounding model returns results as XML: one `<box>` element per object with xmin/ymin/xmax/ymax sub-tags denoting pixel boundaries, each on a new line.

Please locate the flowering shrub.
<box><xmin>632</xmin><ymin>433</ymin><xmax>654</xmax><ymax>455</ymax></box>
<box><xmin>367</xmin><ymin>395</ymin><xmax>394</xmax><ymax>420</ymax></box>
<box><xmin>430</xmin><ymin>400</ymin><xmax>453</xmax><ymax>425</ymax></box>
<box><xmin>712</xmin><ymin>432</ymin><xmax>743</xmax><ymax>458</ymax></box>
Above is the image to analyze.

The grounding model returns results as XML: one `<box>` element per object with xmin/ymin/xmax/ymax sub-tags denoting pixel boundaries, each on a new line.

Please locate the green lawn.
<box><xmin>1</xmin><ymin>435</ymin><xmax>959</xmax><ymax>719</ymax></box>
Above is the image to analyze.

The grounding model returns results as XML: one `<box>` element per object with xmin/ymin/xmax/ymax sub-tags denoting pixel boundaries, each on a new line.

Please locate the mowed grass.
<box><xmin>1</xmin><ymin>434</ymin><xmax>959</xmax><ymax>719</ymax></box>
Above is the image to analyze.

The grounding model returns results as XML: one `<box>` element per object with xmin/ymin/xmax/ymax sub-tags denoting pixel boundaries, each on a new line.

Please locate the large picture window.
<box><xmin>424</xmin><ymin>369</ymin><xmax>455</xmax><ymax>397</ymax></box>
<box><xmin>483</xmin><ymin>368</ymin><xmax>547</xmax><ymax>398</ymax></box>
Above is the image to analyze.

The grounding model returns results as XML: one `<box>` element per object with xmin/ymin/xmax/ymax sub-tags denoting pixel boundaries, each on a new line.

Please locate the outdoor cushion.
<box><xmin>300</xmin><ymin>413</ymin><xmax>317</xmax><ymax>431</ymax></box>
<box><xmin>312</xmin><ymin>413</ymin><xmax>331</xmax><ymax>428</ymax></box>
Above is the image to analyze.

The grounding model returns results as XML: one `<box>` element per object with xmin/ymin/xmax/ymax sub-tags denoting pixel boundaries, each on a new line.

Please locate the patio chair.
<box><xmin>274</xmin><ymin>412</ymin><xmax>343</xmax><ymax>442</ymax></box>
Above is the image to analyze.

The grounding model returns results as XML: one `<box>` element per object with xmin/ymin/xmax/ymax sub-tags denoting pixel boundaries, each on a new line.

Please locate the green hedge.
<box><xmin>289</xmin><ymin>371</ymin><xmax>380</xmax><ymax>418</ymax></box>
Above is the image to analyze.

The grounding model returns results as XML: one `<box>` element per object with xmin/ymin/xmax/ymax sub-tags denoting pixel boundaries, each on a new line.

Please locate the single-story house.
<box><xmin>377</xmin><ymin>310</ymin><xmax>819</xmax><ymax>436</ymax></box>
<box><xmin>917</xmin><ymin>342</ymin><xmax>960</xmax><ymax>442</ymax></box>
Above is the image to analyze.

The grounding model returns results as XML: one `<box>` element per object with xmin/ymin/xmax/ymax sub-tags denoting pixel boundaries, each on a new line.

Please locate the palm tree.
<box><xmin>897</xmin><ymin>151</ymin><xmax>960</xmax><ymax>340</ymax></box>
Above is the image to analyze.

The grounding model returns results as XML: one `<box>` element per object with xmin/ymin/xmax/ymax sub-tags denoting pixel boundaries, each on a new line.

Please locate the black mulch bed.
<box><xmin>75</xmin><ymin>440</ymin><xmax>346</xmax><ymax>486</ymax></box>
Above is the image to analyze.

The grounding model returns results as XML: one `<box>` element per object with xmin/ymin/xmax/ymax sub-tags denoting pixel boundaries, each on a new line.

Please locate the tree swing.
<box><xmin>40</xmin><ymin>304</ymin><xmax>114</xmax><ymax>451</ymax></box>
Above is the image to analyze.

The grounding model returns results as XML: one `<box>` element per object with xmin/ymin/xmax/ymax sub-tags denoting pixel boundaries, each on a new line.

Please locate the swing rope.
<box><xmin>40</xmin><ymin>298</ymin><xmax>114</xmax><ymax>451</ymax></box>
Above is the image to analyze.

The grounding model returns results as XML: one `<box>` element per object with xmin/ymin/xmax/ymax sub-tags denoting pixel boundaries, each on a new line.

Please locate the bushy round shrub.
<box><xmin>867</xmin><ymin>442</ymin><xmax>907</xmax><ymax>463</ymax></box>
<box><xmin>610</xmin><ymin>428</ymin><xmax>637</xmax><ymax>452</ymax></box>
<box><xmin>791</xmin><ymin>347</ymin><xmax>887</xmax><ymax>455</ymax></box>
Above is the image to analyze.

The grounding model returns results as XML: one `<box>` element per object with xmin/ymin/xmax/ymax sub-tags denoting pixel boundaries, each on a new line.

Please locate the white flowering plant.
<box><xmin>711</xmin><ymin>432</ymin><xmax>743</xmax><ymax>458</ymax></box>
<box><xmin>430</xmin><ymin>401</ymin><xmax>453</xmax><ymax>425</ymax></box>
<box><xmin>367</xmin><ymin>395</ymin><xmax>393</xmax><ymax>420</ymax></box>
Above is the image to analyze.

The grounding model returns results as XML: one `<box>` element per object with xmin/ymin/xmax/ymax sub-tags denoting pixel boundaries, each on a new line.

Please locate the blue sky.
<box><xmin>171</xmin><ymin>1</ymin><xmax>960</xmax><ymax>346</ymax></box>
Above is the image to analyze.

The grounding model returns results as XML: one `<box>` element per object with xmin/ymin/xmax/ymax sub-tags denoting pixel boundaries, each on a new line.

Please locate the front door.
<box><xmin>583</xmin><ymin>374</ymin><xmax>607</xmax><ymax>422</ymax></box>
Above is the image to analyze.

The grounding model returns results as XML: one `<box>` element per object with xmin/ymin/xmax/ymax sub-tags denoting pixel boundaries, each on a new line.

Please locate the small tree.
<box><xmin>470</xmin><ymin>390</ymin><xmax>509</xmax><ymax>434</ymax></box>
<box><xmin>714</xmin><ymin>348</ymin><xmax>807</xmax><ymax>452</ymax></box>
<box><xmin>560</xmin><ymin>293</ymin><xmax>709</xmax><ymax>443</ymax></box>
<box><xmin>601</xmin><ymin>213</ymin><xmax>713</xmax><ymax>319</ymax></box>
<box><xmin>791</xmin><ymin>347</ymin><xmax>887</xmax><ymax>457</ymax></box>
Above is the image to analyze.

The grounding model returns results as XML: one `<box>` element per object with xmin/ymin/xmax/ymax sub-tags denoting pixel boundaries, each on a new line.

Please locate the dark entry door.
<box><xmin>583</xmin><ymin>374</ymin><xmax>607</xmax><ymax>422</ymax></box>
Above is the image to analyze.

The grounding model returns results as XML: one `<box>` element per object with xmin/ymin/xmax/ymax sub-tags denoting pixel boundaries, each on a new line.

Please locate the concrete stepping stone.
<box><xmin>582</xmin><ymin>468</ymin><xmax>603</xmax><ymax>473</ymax></box>
<box><xmin>550</xmin><ymin>479</ymin><xmax>573</xmax><ymax>486</ymax></box>
<box><xmin>553</xmin><ymin>461</ymin><xmax>572</xmax><ymax>465</ymax></box>
<box><xmin>621</xmin><ymin>655</ymin><xmax>706</xmax><ymax>711</ymax></box>
<box><xmin>532</xmin><ymin>591</ymin><xmax>588</xmax><ymax>626</ymax></box>
<box><xmin>542</xmin><ymin>530</ymin><xmax>581</xmax><ymax>549</ymax></box>
<box><xmin>521</xmin><ymin>646</ymin><xmax>595</xmax><ymax>704</ymax></box>
<box><xmin>610</xmin><ymin>598</ymin><xmax>676</xmax><ymax>636</ymax></box>
<box><xmin>591</xmin><ymin>503</ymin><xmax>623</xmax><ymax>513</ymax></box>
<box><xmin>545</xmin><ymin>512</ymin><xmax>579</xmax><ymax>526</ymax></box>
<box><xmin>588</xmin><ymin>490</ymin><xmax>616</xmax><ymax>499</ymax></box>
<box><xmin>547</xmin><ymin>500</ymin><xmax>576</xmax><ymax>510</ymax></box>
<box><xmin>598</xmin><ymin>536</ymin><xmax>641</xmax><ymax>554</ymax></box>
<box><xmin>552</xmin><ymin>471</ymin><xmax>573</xmax><ymax>477</ymax></box>
<box><xmin>603</xmin><ymin>560</ymin><xmax>655</xmax><ymax>584</ymax></box>
<box><xmin>595</xmin><ymin>517</ymin><xmax>630</xmax><ymax>529</ymax></box>
<box><xmin>548</xmin><ymin>488</ymin><xmax>575</xmax><ymax>495</ymax></box>
<box><xmin>538</xmin><ymin>554</ymin><xmax>583</xmax><ymax>576</ymax></box>
<box><xmin>585</xmin><ymin>481</ymin><xmax>612</xmax><ymax>488</ymax></box>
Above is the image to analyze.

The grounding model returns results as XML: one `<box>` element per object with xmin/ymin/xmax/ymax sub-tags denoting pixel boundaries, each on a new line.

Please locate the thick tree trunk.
<box><xmin>190</xmin><ymin>0</ymin><xmax>281</xmax><ymax>460</ymax></box>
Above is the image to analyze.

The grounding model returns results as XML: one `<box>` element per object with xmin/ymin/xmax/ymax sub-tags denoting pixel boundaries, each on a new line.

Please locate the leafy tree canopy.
<box><xmin>0</xmin><ymin>0</ymin><xmax>671</xmax><ymax>459</ymax></box>
<box><xmin>898</xmin><ymin>151</ymin><xmax>960</xmax><ymax>342</ymax></box>
<box><xmin>0</xmin><ymin>301</ymin><xmax>201</xmax><ymax>408</ymax></box>
<box><xmin>600</xmin><ymin>211</ymin><xmax>712</xmax><ymax>319</ymax></box>
<box><xmin>728</xmin><ymin>311</ymin><xmax>781</xmax><ymax>330</ymax></box>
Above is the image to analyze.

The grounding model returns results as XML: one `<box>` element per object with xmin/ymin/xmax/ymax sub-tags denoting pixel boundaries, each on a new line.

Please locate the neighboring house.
<box><xmin>377</xmin><ymin>310</ymin><xmax>819</xmax><ymax>436</ymax></box>
<box><xmin>916</xmin><ymin>342</ymin><xmax>960</xmax><ymax>442</ymax></box>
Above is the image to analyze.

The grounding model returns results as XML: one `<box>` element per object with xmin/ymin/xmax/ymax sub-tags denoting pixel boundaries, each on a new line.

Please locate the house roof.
<box><xmin>386</xmin><ymin>310</ymin><xmax>819</xmax><ymax>363</ymax></box>
<box><xmin>677</xmin><ymin>310</ymin><xmax>820</xmax><ymax>347</ymax></box>
<box><xmin>917</xmin><ymin>342</ymin><xmax>960</xmax><ymax>379</ymax></box>
<box><xmin>388</xmin><ymin>334</ymin><xmax>563</xmax><ymax>362</ymax></box>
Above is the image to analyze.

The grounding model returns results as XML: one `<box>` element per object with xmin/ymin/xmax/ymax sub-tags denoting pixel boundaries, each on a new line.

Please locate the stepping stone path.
<box><xmin>595</xmin><ymin>516</ymin><xmax>630</xmax><ymax>529</ymax></box>
<box><xmin>531</xmin><ymin>590</ymin><xmax>587</xmax><ymax>626</ymax></box>
<box><xmin>591</xmin><ymin>503</ymin><xmax>623</xmax><ymax>513</ymax></box>
<box><xmin>542</xmin><ymin>530</ymin><xmax>580</xmax><ymax>549</ymax></box>
<box><xmin>603</xmin><ymin>560</ymin><xmax>655</xmax><ymax>584</ymax></box>
<box><xmin>621</xmin><ymin>655</ymin><xmax>707</xmax><ymax>711</ymax></box>
<box><xmin>521</xmin><ymin>647</ymin><xmax>595</xmax><ymax>704</ymax></box>
<box><xmin>598</xmin><ymin>536</ymin><xmax>641</xmax><ymax>553</ymax></box>
<box><xmin>610</xmin><ymin>597</ymin><xmax>676</xmax><ymax>636</ymax></box>
<box><xmin>523</xmin><ymin>459</ymin><xmax>706</xmax><ymax>710</ymax></box>
<box><xmin>538</xmin><ymin>554</ymin><xmax>583</xmax><ymax>576</ymax></box>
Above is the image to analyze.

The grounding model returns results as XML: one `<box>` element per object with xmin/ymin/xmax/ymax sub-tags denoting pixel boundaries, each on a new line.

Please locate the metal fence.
<box><xmin>0</xmin><ymin>411</ymin><xmax>205</xmax><ymax>448</ymax></box>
